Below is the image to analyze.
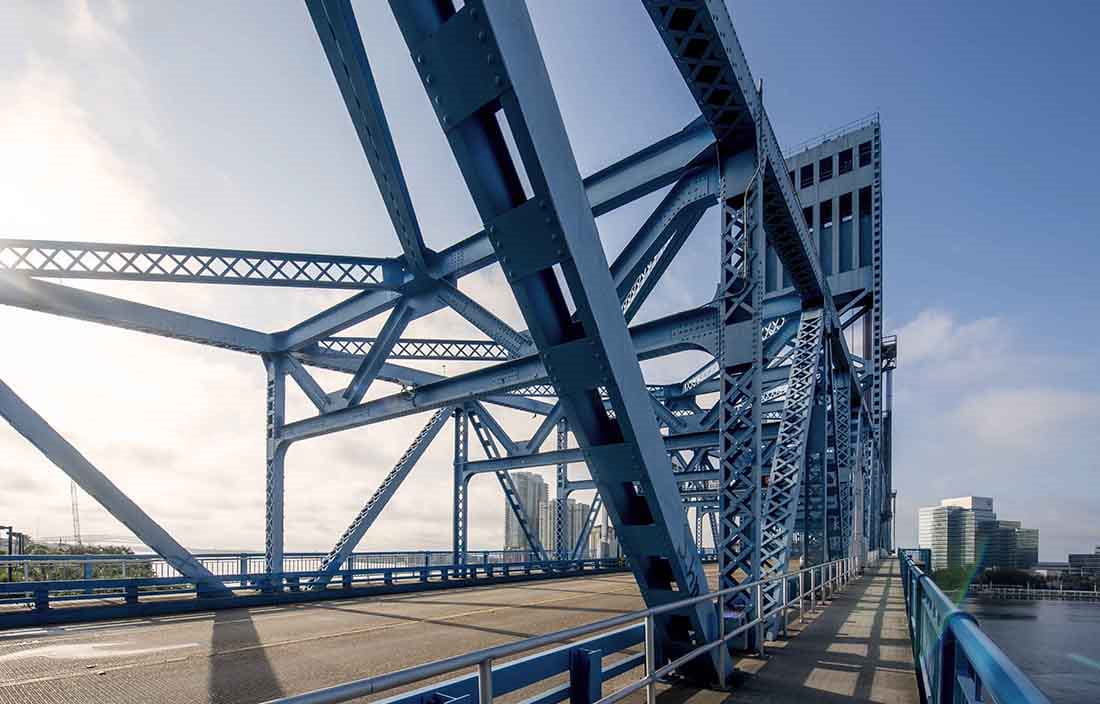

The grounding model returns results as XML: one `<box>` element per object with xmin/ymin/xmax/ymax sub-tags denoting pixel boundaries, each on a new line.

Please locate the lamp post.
<box><xmin>0</xmin><ymin>526</ymin><xmax>11</xmax><ymax>582</ymax></box>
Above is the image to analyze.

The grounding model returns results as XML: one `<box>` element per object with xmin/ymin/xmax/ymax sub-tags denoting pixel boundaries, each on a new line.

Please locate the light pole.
<box><xmin>890</xmin><ymin>491</ymin><xmax>897</xmax><ymax>553</ymax></box>
<box><xmin>0</xmin><ymin>526</ymin><xmax>11</xmax><ymax>582</ymax></box>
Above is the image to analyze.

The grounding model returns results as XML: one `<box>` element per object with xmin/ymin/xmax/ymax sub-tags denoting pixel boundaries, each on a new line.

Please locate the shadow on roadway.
<box><xmin>208</xmin><ymin>608</ymin><xmax>284</xmax><ymax>703</ymax></box>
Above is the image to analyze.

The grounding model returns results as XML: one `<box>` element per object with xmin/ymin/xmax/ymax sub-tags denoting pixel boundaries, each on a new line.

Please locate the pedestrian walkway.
<box><xmin>633</xmin><ymin>560</ymin><xmax>919</xmax><ymax>704</ymax></box>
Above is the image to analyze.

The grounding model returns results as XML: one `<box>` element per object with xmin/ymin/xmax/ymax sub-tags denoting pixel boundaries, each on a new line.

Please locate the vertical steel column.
<box><xmin>717</xmin><ymin>140</ymin><xmax>764</xmax><ymax>635</ymax></box>
<box><xmin>802</xmin><ymin>365</ymin><xmax>827</xmax><ymax>566</ymax></box>
<box><xmin>867</xmin><ymin>120</ymin><xmax>885</xmax><ymax>550</ymax></box>
<box><xmin>264</xmin><ymin>354</ymin><xmax>288</xmax><ymax>589</ymax></box>
<box><xmin>453</xmin><ymin>407</ymin><xmax>469</xmax><ymax>566</ymax></box>
<box><xmin>832</xmin><ymin>368</ymin><xmax>853</xmax><ymax>561</ymax></box>
<box><xmin>555</xmin><ymin>418</ymin><xmax>568</xmax><ymax>560</ymax></box>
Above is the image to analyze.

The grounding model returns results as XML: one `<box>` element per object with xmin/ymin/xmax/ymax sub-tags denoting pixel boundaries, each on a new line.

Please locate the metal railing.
<box><xmin>266</xmin><ymin>555</ymin><xmax>861</xmax><ymax>704</ymax></box>
<box><xmin>782</xmin><ymin>112</ymin><xmax>880</xmax><ymax>157</ymax></box>
<box><xmin>0</xmin><ymin>549</ymin><xmax>551</xmax><ymax>583</ymax></box>
<box><xmin>967</xmin><ymin>584</ymin><xmax>1100</xmax><ymax>601</ymax></box>
<box><xmin>899</xmin><ymin>550</ymin><xmax>1051</xmax><ymax>704</ymax></box>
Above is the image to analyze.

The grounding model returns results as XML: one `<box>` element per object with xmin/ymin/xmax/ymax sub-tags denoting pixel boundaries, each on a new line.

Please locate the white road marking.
<box><xmin>0</xmin><ymin>641</ymin><xmax>199</xmax><ymax>662</ymax></box>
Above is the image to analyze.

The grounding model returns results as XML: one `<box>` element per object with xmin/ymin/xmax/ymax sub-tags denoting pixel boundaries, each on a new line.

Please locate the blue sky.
<box><xmin>0</xmin><ymin>1</ymin><xmax>1096</xmax><ymax>560</ymax></box>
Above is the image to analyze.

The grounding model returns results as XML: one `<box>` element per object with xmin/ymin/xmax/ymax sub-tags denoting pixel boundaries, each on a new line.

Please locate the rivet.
<box><xmin>487</xmin><ymin>54</ymin><xmax>495</xmax><ymax>65</ymax></box>
<box><xmin>415</xmin><ymin>54</ymin><xmax>423</xmax><ymax>64</ymax></box>
<box><xmin>494</xmin><ymin>75</ymin><xmax>503</xmax><ymax>86</ymax></box>
<box><xmin>477</xmin><ymin>30</ymin><xmax>487</xmax><ymax>42</ymax></box>
<box><xmin>425</xmin><ymin>74</ymin><xmax>433</xmax><ymax>85</ymax></box>
<box><xmin>544</xmin><ymin>217</ymin><xmax>552</xmax><ymax>225</ymax></box>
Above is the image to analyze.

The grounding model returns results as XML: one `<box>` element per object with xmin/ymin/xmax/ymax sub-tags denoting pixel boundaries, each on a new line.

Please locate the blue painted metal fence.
<box><xmin>0</xmin><ymin>554</ymin><xmax>634</xmax><ymax>628</ymax></box>
<box><xmin>899</xmin><ymin>550</ymin><xmax>1051</xmax><ymax>704</ymax></box>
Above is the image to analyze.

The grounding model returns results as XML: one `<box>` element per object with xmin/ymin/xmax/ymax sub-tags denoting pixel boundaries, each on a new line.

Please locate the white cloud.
<box><xmin>952</xmin><ymin>387</ymin><xmax>1100</xmax><ymax>452</ymax></box>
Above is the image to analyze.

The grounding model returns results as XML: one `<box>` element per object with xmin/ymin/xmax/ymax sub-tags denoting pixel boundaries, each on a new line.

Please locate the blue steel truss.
<box><xmin>0</xmin><ymin>0</ymin><xmax>894</xmax><ymax>689</ymax></box>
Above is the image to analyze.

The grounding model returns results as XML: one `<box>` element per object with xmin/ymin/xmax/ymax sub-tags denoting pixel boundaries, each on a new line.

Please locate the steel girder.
<box><xmin>0</xmin><ymin>274</ymin><xmax>274</xmax><ymax>353</ymax></box>
<box><xmin>832</xmin><ymin>367</ymin><xmax>854</xmax><ymax>561</ymax></box>
<box><xmin>306</xmin><ymin>0</ymin><xmax>430</xmax><ymax>273</ymax></box>
<box><xmin>757</xmin><ymin>309</ymin><xmax>823</xmax><ymax>614</ymax></box>
<box><xmin>554</xmin><ymin>418</ymin><xmax>568</xmax><ymax>560</ymax></box>
<box><xmin>715</xmin><ymin>144</ymin><xmax>764</xmax><ymax>631</ymax></box>
<box><xmin>0</xmin><ymin>239</ymin><xmax>403</xmax><ymax>289</ymax></box>
<box><xmin>311</xmin><ymin>407</ymin><xmax>452</xmax><ymax>588</ymax></box>
<box><xmin>389</xmin><ymin>0</ymin><xmax>721</xmax><ymax>680</ymax></box>
<box><xmin>0</xmin><ymin>379</ymin><xmax>230</xmax><ymax>597</ymax></box>
<box><xmin>264</xmin><ymin>355</ymin><xmax>289</xmax><ymax>586</ymax></box>
<box><xmin>452</xmin><ymin>407</ymin><xmax>470</xmax><ymax>564</ymax></box>
<box><xmin>319</xmin><ymin>337</ymin><xmax>511</xmax><ymax>361</ymax></box>
<box><xmin>277</xmin><ymin>306</ymin><xmax>720</xmax><ymax>444</ymax></box>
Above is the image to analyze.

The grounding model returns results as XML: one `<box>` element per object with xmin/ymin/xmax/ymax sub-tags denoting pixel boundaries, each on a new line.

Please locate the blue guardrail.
<box><xmin>899</xmin><ymin>550</ymin><xmax>1051</xmax><ymax>704</ymax></box>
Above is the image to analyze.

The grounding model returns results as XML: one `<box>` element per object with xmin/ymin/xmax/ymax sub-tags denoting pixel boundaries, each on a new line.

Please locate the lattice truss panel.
<box><xmin>758</xmin><ymin>309</ymin><xmax>823</xmax><ymax>612</ymax></box>
<box><xmin>0</xmin><ymin>240</ymin><xmax>399</xmax><ymax>288</ymax></box>
<box><xmin>0</xmin><ymin>0</ymin><xmax>891</xmax><ymax>683</ymax></box>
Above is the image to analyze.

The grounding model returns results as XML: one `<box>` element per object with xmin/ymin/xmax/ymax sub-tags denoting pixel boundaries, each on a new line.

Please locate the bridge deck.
<box><xmin>0</xmin><ymin>562</ymin><xmax>917</xmax><ymax>704</ymax></box>
<box><xmin>645</xmin><ymin>560</ymin><xmax>919</xmax><ymax>704</ymax></box>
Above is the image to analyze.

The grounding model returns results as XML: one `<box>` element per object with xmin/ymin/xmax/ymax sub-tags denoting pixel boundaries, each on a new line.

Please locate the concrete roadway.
<box><xmin>0</xmin><ymin>571</ymin><xmax>653</xmax><ymax>704</ymax></box>
<box><xmin>0</xmin><ymin>562</ymin><xmax>918</xmax><ymax>704</ymax></box>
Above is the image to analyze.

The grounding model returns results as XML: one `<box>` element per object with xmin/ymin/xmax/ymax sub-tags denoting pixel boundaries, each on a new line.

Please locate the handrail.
<box><xmin>265</xmin><ymin>555</ymin><xmax>858</xmax><ymax>704</ymax></box>
<box><xmin>898</xmin><ymin>550</ymin><xmax>1051</xmax><ymax>704</ymax></box>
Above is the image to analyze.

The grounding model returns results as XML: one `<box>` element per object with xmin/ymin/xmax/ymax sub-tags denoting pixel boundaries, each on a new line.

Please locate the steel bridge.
<box><xmin>0</xmin><ymin>2</ymin><xmax>1049</xmax><ymax>703</ymax></box>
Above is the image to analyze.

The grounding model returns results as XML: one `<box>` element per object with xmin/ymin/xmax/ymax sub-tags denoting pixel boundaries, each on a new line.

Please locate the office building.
<box><xmin>917</xmin><ymin>496</ymin><xmax>1038</xmax><ymax>571</ymax></box>
<box><xmin>1068</xmin><ymin>546</ymin><xmax>1100</xmax><ymax>575</ymax></box>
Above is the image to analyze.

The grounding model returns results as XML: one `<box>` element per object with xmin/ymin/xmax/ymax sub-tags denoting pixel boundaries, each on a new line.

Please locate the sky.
<box><xmin>1</xmin><ymin>1</ymin><xmax>1097</xmax><ymax>561</ymax></box>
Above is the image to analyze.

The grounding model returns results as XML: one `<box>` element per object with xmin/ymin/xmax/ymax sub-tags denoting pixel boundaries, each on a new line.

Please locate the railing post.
<box><xmin>799</xmin><ymin>571</ymin><xmax>805</xmax><ymax>622</ymax></box>
<box><xmin>568</xmin><ymin>647</ymin><xmax>602</xmax><ymax>704</ymax></box>
<box><xmin>810</xmin><ymin>568</ymin><xmax>816</xmax><ymax>612</ymax></box>
<box><xmin>478</xmin><ymin>659</ymin><xmax>493</xmax><ymax>704</ymax></box>
<box><xmin>780</xmin><ymin>576</ymin><xmax>788</xmax><ymax>638</ymax></box>
<box><xmin>644</xmin><ymin>613</ymin><xmax>656</xmax><ymax>704</ymax></box>
<box><xmin>717</xmin><ymin>596</ymin><xmax>728</xmax><ymax>684</ymax></box>
<box><xmin>754</xmin><ymin>582</ymin><xmax>765</xmax><ymax>655</ymax></box>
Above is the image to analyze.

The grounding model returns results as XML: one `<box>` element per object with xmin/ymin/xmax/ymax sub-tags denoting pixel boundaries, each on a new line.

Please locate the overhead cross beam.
<box><xmin>0</xmin><ymin>239</ymin><xmax>404</xmax><ymax>289</ymax></box>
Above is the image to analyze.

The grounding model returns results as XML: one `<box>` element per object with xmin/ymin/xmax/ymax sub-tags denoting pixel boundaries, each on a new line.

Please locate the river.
<box><xmin>962</xmin><ymin>596</ymin><xmax>1100</xmax><ymax>702</ymax></box>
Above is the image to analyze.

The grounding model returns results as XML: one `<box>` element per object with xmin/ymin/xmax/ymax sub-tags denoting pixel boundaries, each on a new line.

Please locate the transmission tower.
<box><xmin>70</xmin><ymin>481</ymin><xmax>82</xmax><ymax>547</ymax></box>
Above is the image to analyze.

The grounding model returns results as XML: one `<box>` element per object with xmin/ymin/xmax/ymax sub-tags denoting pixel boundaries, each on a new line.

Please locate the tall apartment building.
<box><xmin>918</xmin><ymin>496</ymin><xmax>1038</xmax><ymax>571</ymax></box>
<box><xmin>503</xmin><ymin>472</ymin><xmax>548</xmax><ymax>551</ymax></box>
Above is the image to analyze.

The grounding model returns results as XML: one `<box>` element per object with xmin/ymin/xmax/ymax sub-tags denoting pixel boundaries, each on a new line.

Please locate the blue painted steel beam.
<box><xmin>0</xmin><ymin>239</ymin><xmax>404</xmax><ymax>289</ymax></box>
<box><xmin>279</xmin><ymin>306</ymin><xmax>720</xmax><ymax>443</ymax></box>
<box><xmin>389</xmin><ymin>0</ymin><xmax>721</xmax><ymax>680</ymax></box>
<box><xmin>0</xmin><ymin>378</ymin><xmax>230</xmax><ymax>597</ymax></box>
<box><xmin>465</xmin><ymin>430</ymin><xmax>718</xmax><ymax>475</ymax></box>
<box><xmin>311</xmin><ymin>407</ymin><xmax>452</xmax><ymax>588</ymax></box>
<box><xmin>306</xmin><ymin>0</ymin><xmax>431</xmax><ymax>273</ymax></box>
<box><xmin>0</xmin><ymin>274</ymin><xmax>273</xmax><ymax>353</ymax></box>
<box><xmin>341</xmin><ymin>299</ymin><xmax>415</xmax><ymax>406</ymax></box>
<box><xmin>317</xmin><ymin>336</ymin><xmax>511</xmax><ymax>362</ymax></box>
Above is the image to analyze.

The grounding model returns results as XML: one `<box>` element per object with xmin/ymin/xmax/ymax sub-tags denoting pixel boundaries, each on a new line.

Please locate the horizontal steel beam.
<box><xmin>0</xmin><ymin>274</ymin><xmax>273</xmax><ymax>353</ymax></box>
<box><xmin>465</xmin><ymin>431</ymin><xmax>718</xmax><ymax>474</ymax></box>
<box><xmin>280</xmin><ymin>306</ymin><xmax>719</xmax><ymax>443</ymax></box>
<box><xmin>0</xmin><ymin>239</ymin><xmax>404</xmax><ymax>289</ymax></box>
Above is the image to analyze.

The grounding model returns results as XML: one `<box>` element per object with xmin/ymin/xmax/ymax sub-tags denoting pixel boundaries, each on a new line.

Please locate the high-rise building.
<box><xmin>917</xmin><ymin>497</ymin><xmax>1038</xmax><ymax>571</ymax></box>
<box><xmin>503</xmin><ymin>472</ymin><xmax>548</xmax><ymax>551</ymax></box>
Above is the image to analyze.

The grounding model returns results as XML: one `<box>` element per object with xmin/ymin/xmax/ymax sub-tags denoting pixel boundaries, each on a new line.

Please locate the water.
<box><xmin>962</xmin><ymin>597</ymin><xmax>1100</xmax><ymax>702</ymax></box>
